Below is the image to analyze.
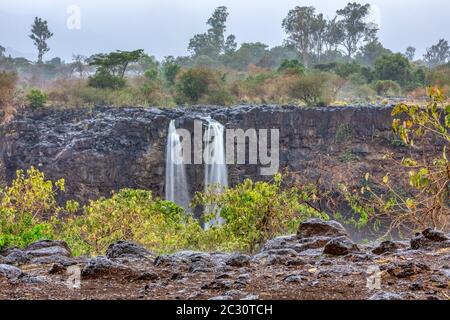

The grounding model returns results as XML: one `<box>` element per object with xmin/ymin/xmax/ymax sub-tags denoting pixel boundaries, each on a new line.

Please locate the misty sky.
<box><xmin>0</xmin><ymin>0</ymin><xmax>449</xmax><ymax>62</ymax></box>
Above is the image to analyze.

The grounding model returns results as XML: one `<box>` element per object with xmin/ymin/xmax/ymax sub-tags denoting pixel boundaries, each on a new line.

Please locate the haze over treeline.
<box><xmin>0</xmin><ymin>0</ymin><xmax>449</xmax><ymax>60</ymax></box>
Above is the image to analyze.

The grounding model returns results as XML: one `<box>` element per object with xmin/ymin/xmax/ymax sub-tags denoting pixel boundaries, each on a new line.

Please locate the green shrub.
<box><xmin>0</xmin><ymin>167</ymin><xmax>66</xmax><ymax>250</ymax></box>
<box><xmin>57</xmin><ymin>189</ymin><xmax>203</xmax><ymax>256</ymax></box>
<box><xmin>373</xmin><ymin>80</ymin><xmax>401</xmax><ymax>96</ymax></box>
<box><xmin>175</xmin><ymin>67</ymin><xmax>232</xmax><ymax>105</ymax></box>
<box><xmin>287</xmin><ymin>72</ymin><xmax>337</xmax><ymax>106</ymax></box>
<box><xmin>278</xmin><ymin>59</ymin><xmax>305</xmax><ymax>75</ymax></box>
<box><xmin>26</xmin><ymin>89</ymin><xmax>48</xmax><ymax>109</ymax></box>
<box><xmin>88</xmin><ymin>69</ymin><xmax>126</xmax><ymax>89</ymax></box>
<box><xmin>192</xmin><ymin>173</ymin><xmax>328</xmax><ymax>252</ymax></box>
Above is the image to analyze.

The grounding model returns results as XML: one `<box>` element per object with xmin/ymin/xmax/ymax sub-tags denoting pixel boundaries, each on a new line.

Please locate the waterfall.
<box><xmin>203</xmin><ymin>118</ymin><xmax>228</xmax><ymax>228</ymax></box>
<box><xmin>165</xmin><ymin>120</ymin><xmax>190</xmax><ymax>209</ymax></box>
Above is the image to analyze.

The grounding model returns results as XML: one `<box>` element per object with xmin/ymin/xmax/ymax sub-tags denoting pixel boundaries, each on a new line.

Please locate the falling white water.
<box><xmin>203</xmin><ymin>118</ymin><xmax>228</xmax><ymax>228</ymax></box>
<box><xmin>165</xmin><ymin>120</ymin><xmax>190</xmax><ymax>209</ymax></box>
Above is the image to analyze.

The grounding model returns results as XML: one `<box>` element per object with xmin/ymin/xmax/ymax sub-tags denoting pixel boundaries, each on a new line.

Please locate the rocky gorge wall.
<box><xmin>0</xmin><ymin>105</ymin><xmax>433</xmax><ymax>206</ymax></box>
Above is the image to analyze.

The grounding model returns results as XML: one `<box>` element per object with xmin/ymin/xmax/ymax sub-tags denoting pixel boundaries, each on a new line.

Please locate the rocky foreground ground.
<box><xmin>0</xmin><ymin>219</ymin><xmax>449</xmax><ymax>300</ymax></box>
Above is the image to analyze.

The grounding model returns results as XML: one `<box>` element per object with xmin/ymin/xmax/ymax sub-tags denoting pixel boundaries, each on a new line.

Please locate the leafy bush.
<box><xmin>0</xmin><ymin>167</ymin><xmax>67</xmax><ymax>250</ymax></box>
<box><xmin>373</xmin><ymin>80</ymin><xmax>401</xmax><ymax>96</ymax></box>
<box><xmin>26</xmin><ymin>89</ymin><xmax>48</xmax><ymax>109</ymax></box>
<box><xmin>287</xmin><ymin>72</ymin><xmax>338</xmax><ymax>106</ymax></box>
<box><xmin>345</xmin><ymin>87</ymin><xmax>450</xmax><ymax>235</ymax></box>
<box><xmin>374</xmin><ymin>53</ymin><xmax>413</xmax><ymax>87</ymax></box>
<box><xmin>57</xmin><ymin>189</ymin><xmax>203</xmax><ymax>256</ymax></box>
<box><xmin>192</xmin><ymin>173</ymin><xmax>328</xmax><ymax>252</ymax></box>
<box><xmin>88</xmin><ymin>69</ymin><xmax>126</xmax><ymax>89</ymax></box>
<box><xmin>278</xmin><ymin>59</ymin><xmax>305</xmax><ymax>75</ymax></box>
<box><xmin>175</xmin><ymin>67</ymin><xmax>233</xmax><ymax>105</ymax></box>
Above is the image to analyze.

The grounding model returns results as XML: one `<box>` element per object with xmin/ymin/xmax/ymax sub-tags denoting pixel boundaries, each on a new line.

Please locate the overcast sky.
<box><xmin>0</xmin><ymin>0</ymin><xmax>449</xmax><ymax>62</ymax></box>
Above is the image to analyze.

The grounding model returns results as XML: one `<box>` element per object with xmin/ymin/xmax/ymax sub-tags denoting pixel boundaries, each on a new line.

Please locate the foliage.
<box><xmin>26</xmin><ymin>88</ymin><xmax>48</xmax><ymax>109</ymax></box>
<box><xmin>287</xmin><ymin>72</ymin><xmax>340</xmax><ymax>106</ymax></box>
<box><xmin>373</xmin><ymin>80</ymin><xmax>401</xmax><ymax>96</ymax></box>
<box><xmin>88</xmin><ymin>50</ymin><xmax>144</xmax><ymax>89</ymax></box>
<box><xmin>29</xmin><ymin>17</ymin><xmax>53</xmax><ymax>63</ymax></box>
<box><xmin>278</xmin><ymin>59</ymin><xmax>305</xmax><ymax>75</ymax></box>
<box><xmin>175</xmin><ymin>67</ymin><xmax>232</xmax><ymax>105</ymax></box>
<box><xmin>336</xmin><ymin>2</ymin><xmax>378</xmax><ymax>58</ymax></box>
<box><xmin>374</xmin><ymin>54</ymin><xmax>413</xmax><ymax>87</ymax></box>
<box><xmin>423</xmin><ymin>39</ymin><xmax>450</xmax><ymax>68</ymax></box>
<box><xmin>188</xmin><ymin>6</ymin><xmax>235</xmax><ymax>58</ymax></box>
<box><xmin>0</xmin><ymin>167</ymin><xmax>67</xmax><ymax>250</ymax></box>
<box><xmin>192</xmin><ymin>173</ymin><xmax>328</xmax><ymax>252</ymax></box>
<box><xmin>162</xmin><ymin>56</ymin><xmax>181</xmax><ymax>86</ymax></box>
<box><xmin>347</xmin><ymin>88</ymin><xmax>450</xmax><ymax>235</ymax></box>
<box><xmin>57</xmin><ymin>189</ymin><xmax>203</xmax><ymax>256</ymax></box>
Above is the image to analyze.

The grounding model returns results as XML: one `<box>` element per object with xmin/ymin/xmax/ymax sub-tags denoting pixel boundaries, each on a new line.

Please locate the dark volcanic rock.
<box><xmin>297</xmin><ymin>219</ymin><xmax>349</xmax><ymax>239</ymax></box>
<box><xmin>386</xmin><ymin>262</ymin><xmax>429</xmax><ymax>278</ymax></box>
<box><xmin>368</xmin><ymin>291</ymin><xmax>403</xmax><ymax>300</ymax></box>
<box><xmin>0</xmin><ymin>264</ymin><xmax>24</xmax><ymax>279</ymax></box>
<box><xmin>25</xmin><ymin>240</ymin><xmax>71</xmax><ymax>254</ymax></box>
<box><xmin>422</xmin><ymin>228</ymin><xmax>448</xmax><ymax>242</ymax></box>
<box><xmin>2</xmin><ymin>249</ymin><xmax>31</xmax><ymax>266</ymax></box>
<box><xmin>106</xmin><ymin>241</ymin><xmax>154</xmax><ymax>260</ymax></box>
<box><xmin>225</xmin><ymin>253</ymin><xmax>251</xmax><ymax>268</ymax></box>
<box><xmin>0</xmin><ymin>105</ymin><xmax>409</xmax><ymax>211</ymax></box>
<box><xmin>411</xmin><ymin>228</ymin><xmax>450</xmax><ymax>250</ymax></box>
<box><xmin>372</xmin><ymin>241</ymin><xmax>402</xmax><ymax>255</ymax></box>
<box><xmin>323</xmin><ymin>237</ymin><xmax>359</xmax><ymax>256</ymax></box>
<box><xmin>81</xmin><ymin>256</ymin><xmax>129</xmax><ymax>277</ymax></box>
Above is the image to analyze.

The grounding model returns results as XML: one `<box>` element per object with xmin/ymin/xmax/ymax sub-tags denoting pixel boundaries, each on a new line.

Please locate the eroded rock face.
<box><xmin>0</xmin><ymin>105</ymin><xmax>413</xmax><ymax>211</ymax></box>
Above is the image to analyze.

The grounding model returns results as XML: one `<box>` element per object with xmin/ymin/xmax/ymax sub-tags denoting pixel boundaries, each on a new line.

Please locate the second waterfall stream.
<box><xmin>164</xmin><ymin>118</ymin><xmax>228</xmax><ymax>228</ymax></box>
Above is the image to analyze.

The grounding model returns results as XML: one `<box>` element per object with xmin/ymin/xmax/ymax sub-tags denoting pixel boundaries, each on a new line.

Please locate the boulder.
<box><xmin>25</xmin><ymin>240</ymin><xmax>71</xmax><ymax>254</ymax></box>
<box><xmin>368</xmin><ymin>291</ymin><xmax>403</xmax><ymax>300</ymax></box>
<box><xmin>106</xmin><ymin>240</ymin><xmax>154</xmax><ymax>260</ymax></box>
<box><xmin>372</xmin><ymin>241</ymin><xmax>401</xmax><ymax>255</ymax></box>
<box><xmin>411</xmin><ymin>228</ymin><xmax>450</xmax><ymax>250</ymax></box>
<box><xmin>2</xmin><ymin>249</ymin><xmax>31</xmax><ymax>266</ymax></box>
<box><xmin>81</xmin><ymin>256</ymin><xmax>129</xmax><ymax>277</ymax></box>
<box><xmin>0</xmin><ymin>264</ymin><xmax>24</xmax><ymax>279</ymax></box>
<box><xmin>225</xmin><ymin>253</ymin><xmax>251</xmax><ymax>268</ymax></box>
<box><xmin>323</xmin><ymin>237</ymin><xmax>359</xmax><ymax>256</ymax></box>
<box><xmin>297</xmin><ymin>219</ymin><xmax>349</xmax><ymax>239</ymax></box>
<box><xmin>386</xmin><ymin>262</ymin><xmax>429</xmax><ymax>278</ymax></box>
<box><xmin>26</xmin><ymin>246</ymin><xmax>71</xmax><ymax>258</ymax></box>
<box><xmin>422</xmin><ymin>228</ymin><xmax>448</xmax><ymax>242</ymax></box>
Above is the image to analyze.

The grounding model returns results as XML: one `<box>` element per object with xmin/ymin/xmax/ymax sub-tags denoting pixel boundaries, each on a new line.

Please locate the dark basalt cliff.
<box><xmin>0</xmin><ymin>105</ymin><xmax>431</xmax><ymax>205</ymax></box>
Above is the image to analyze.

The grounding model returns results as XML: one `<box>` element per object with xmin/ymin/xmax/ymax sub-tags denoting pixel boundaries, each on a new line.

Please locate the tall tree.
<box><xmin>405</xmin><ymin>46</ymin><xmax>416</xmax><ymax>61</ymax></box>
<box><xmin>324</xmin><ymin>17</ymin><xmax>344</xmax><ymax>53</ymax></box>
<box><xmin>282</xmin><ymin>6</ymin><xmax>318</xmax><ymax>67</ymax></box>
<box><xmin>356</xmin><ymin>39</ymin><xmax>392</xmax><ymax>66</ymax></box>
<box><xmin>29</xmin><ymin>17</ymin><xmax>53</xmax><ymax>63</ymax></box>
<box><xmin>89</xmin><ymin>49</ymin><xmax>144</xmax><ymax>79</ymax></box>
<box><xmin>336</xmin><ymin>3</ymin><xmax>378</xmax><ymax>58</ymax></box>
<box><xmin>207</xmin><ymin>6</ymin><xmax>229</xmax><ymax>54</ymax></box>
<box><xmin>311</xmin><ymin>13</ymin><xmax>327</xmax><ymax>63</ymax></box>
<box><xmin>224</xmin><ymin>35</ymin><xmax>237</xmax><ymax>54</ymax></box>
<box><xmin>0</xmin><ymin>45</ymin><xmax>5</xmax><ymax>58</ymax></box>
<box><xmin>71</xmin><ymin>54</ymin><xmax>87</xmax><ymax>78</ymax></box>
<box><xmin>423</xmin><ymin>39</ymin><xmax>450</xmax><ymax>68</ymax></box>
<box><xmin>188</xmin><ymin>6</ymin><xmax>235</xmax><ymax>58</ymax></box>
